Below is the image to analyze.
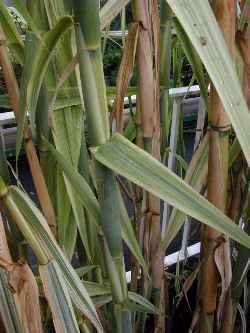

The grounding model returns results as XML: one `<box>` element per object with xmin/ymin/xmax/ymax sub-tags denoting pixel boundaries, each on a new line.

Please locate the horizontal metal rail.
<box><xmin>126</xmin><ymin>242</ymin><xmax>201</xmax><ymax>283</ymax></box>
<box><xmin>0</xmin><ymin>85</ymin><xmax>202</xmax><ymax>157</ymax></box>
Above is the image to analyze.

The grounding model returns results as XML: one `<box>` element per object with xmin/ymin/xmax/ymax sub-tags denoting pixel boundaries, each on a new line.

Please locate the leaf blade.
<box><xmin>92</xmin><ymin>134</ymin><xmax>250</xmax><ymax>248</ymax></box>
<box><xmin>167</xmin><ymin>0</ymin><xmax>250</xmax><ymax>167</ymax></box>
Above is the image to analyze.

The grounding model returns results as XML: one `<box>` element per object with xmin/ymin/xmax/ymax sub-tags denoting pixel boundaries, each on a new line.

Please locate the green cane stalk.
<box><xmin>73</xmin><ymin>1</ymin><xmax>132</xmax><ymax>331</ymax></box>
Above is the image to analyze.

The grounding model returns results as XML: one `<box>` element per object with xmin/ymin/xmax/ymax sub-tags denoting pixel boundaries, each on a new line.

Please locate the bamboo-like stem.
<box><xmin>130</xmin><ymin>101</ymin><xmax>143</xmax><ymax>294</ymax></box>
<box><xmin>73</xmin><ymin>1</ymin><xmax>131</xmax><ymax>330</ymax></box>
<box><xmin>159</xmin><ymin>6</ymin><xmax>172</xmax><ymax>326</ymax></box>
<box><xmin>132</xmin><ymin>1</ymin><xmax>163</xmax><ymax>331</ymax></box>
<box><xmin>160</xmin><ymin>1</ymin><xmax>172</xmax><ymax>155</ymax></box>
<box><xmin>0</xmin><ymin>30</ymin><xmax>57</xmax><ymax>236</ymax></box>
<box><xmin>221</xmin><ymin>6</ymin><xmax>250</xmax><ymax>330</ymax></box>
<box><xmin>199</xmin><ymin>1</ymin><xmax>236</xmax><ymax>331</ymax></box>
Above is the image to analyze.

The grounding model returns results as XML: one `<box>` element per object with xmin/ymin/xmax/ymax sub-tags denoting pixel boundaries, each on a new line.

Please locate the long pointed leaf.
<box><xmin>172</xmin><ymin>17</ymin><xmax>208</xmax><ymax>107</ymax></box>
<box><xmin>0</xmin><ymin>1</ymin><xmax>24</xmax><ymax>64</ymax></box>
<box><xmin>8</xmin><ymin>186</ymin><xmax>104</xmax><ymax>333</ymax></box>
<box><xmin>45</xmin><ymin>139</ymin><xmax>100</xmax><ymax>223</ymax></box>
<box><xmin>16</xmin><ymin>31</ymin><xmax>37</xmax><ymax>160</ymax></box>
<box><xmin>45</xmin><ymin>139</ymin><xmax>145</xmax><ymax>268</ymax></box>
<box><xmin>12</xmin><ymin>0</ymin><xmax>39</xmax><ymax>35</ymax></box>
<box><xmin>0</xmin><ymin>269</ymin><xmax>24</xmax><ymax>333</ymax></box>
<box><xmin>166</xmin><ymin>0</ymin><xmax>250</xmax><ymax>167</ymax></box>
<box><xmin>161</xmin><ymin>134</ymin><xmax>208</xmax><ymax>250</ymax></box>
<box><xmin>24</xmin><ymin>16</ymin><xmax>73</xmax><ymax>134</ymax></box>
<box><xmin>92</xmin><ymin>134</ymin><xmax>250</xmax><ymax>248</ymax></box>
<box><xmin>40</xmin><ymin>261</ymin><xmax>80</xmax><ymax>333</ymax></box>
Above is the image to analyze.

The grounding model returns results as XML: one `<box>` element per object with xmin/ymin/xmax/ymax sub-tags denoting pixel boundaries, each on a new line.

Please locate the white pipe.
<box><xmin>126</xmin><ymin>242</ymin><xmax>201</xmax><ymax>283</ymax></box>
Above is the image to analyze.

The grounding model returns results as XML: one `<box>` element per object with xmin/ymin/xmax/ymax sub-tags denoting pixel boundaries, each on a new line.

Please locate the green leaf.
<box><xmin>44</xmin><ymin>139</ymin><xmax>101</xmax><ymax>224</ymax></box>
<box><xmin>83</xmin><ymin>281</ymin><xmax>111</xmax><ymax>297</ymax></box>
<box><xmin>162</xmin><ymin>134</ymin><xmax>242</xmax><ymax>251</ymax></box>
<box><xmin>40</xmin><ymin>261</ymin><xmax>80</xmax><ymax>333</ymax></box>
<box><xmin>25</xmin><ymin>16</ymin><xmax>73</xmax><ymax>135</ymax></box>
<box><xmin>123</xmin><ymin>119</ymin><xmax>136</xmax><ymax>141</ymax></box>
<box><xmin>92</xmin><ymin>133</ymin><xmax>250</xmax><ymax>248</ymax></box>
<box><xmin>229</xmin><ymin>138</ymin><xmax>241</xmax><ymax>168</ymax></box>
<box><xmin>47</xmin><ymin>86</ymin><xmax>137</xmax><ymax>110</ymax></box>
<box><xmin>167</xmin><ymin>0</ymin><xmax>250</xmax><ymax>168</ymax></box>
<box><xmin>0</xmin><ymin>95</ymin><xmax>11</xmax><ymax>109</ymax></box>
<box><xmin>76</xmin><ymin>265</ymin><xmax>98</xmax><ymax>278</ymax></box>
<box><xmin>172</xmin><ymin>17</ymin><xmax>208</xmax><ymax>107</ymax></box>
<box><xmin>128</xmin><ymin>291</ymin><xmax>160</xmax><ymax>314</ymax></box>
<box><xmin>119</xmin><ymin>191</ymin><xmax>147</xmax><ymax>271</ymax></box>
<box><xmin>53</xmin><ymin>107</ymin><xmax>88</xmax><ymax>260</ymax></box>
<box><xmin>92</xmin><ymin>295</ymin><xmax>112</xmax><ymax>307</ymax></box>
<box><xmin>162</xmin><ymin>134</ymin><xmax>208</xmax><ymax>250</ymax></box>
<box><xmin>0</xmin><ymin>1</ymin><xmax>24</xmax><ymax>64</ymax></box>
<box><xmin>12</xmin><ymin>0</ymin><xmax>39</xmax><ymax>35</ymax></box>
<box><xmin>45</xmin><ymin>138</ymin><xmax>145</xmax><ymax>268</ymax></box>
<box><xmin>16</xmin><ymin>31</ymin><xmax>38</xmax><ymax>160</ymax></box>
<box><xmin>56</xmin><ymin>170</ymin><xmax>76</xmax><ymax>259</ymax></box>
<box><xmin>9</xmin><ymin>186</ymin><xmax>104</xmax><ymax>333</ymax></box>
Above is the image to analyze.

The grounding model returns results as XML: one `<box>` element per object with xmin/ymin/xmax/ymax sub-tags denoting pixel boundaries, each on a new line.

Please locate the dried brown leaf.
<box><xmin>113</xmin><ymin>22</ymin><xmax>139</xmax><ymax>133</ymax></box>
<box><xmin>214</xmin><ymin>240</ymin><xmax>232</xmax><ymax>329</ymax></box>
<box><xmin>5</xmin><ymin>261</ymin><xmax>44</xmax><ymax>333</ymax></box>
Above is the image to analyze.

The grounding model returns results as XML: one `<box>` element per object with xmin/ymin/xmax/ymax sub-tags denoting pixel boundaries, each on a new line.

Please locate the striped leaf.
<box><xmin>8</xmin><ymin>186</ymin><xmax>104</xmax><ymax>333</ymax></box>
<box><xmin>45</xmin><ymin>139</ymin><xmax>146</xmax><ymax>269</ymax></box>
<box><xmin>0</xmin><ymin>269</ymin><xmax>24</xmax><ymax>333</ymax></box>
<box><xmin>161</xmin><ymin>134</ymin><xmax>208</xmax><ymax>250</ymax></box>
<box><xmin>23</xmin><ymin>16</ymin><xmax>73</xmax><ymax>135</ymax></box>
<box><xmin>92</xmin><ymin>133</ymin><xmax>250</xmax><ymax>248</ymax></box>
<box><xmin>16</xmin><ymin>31</ymin><xmax>38</xmax><ymax>160</ymax></box>
<box><xmin>45</xmin><ymin>139</ymin><xmax>101</xmax><ymax>223</ymax></box>
<box><xmin>0</xmin><ymin>1</ymin><xmax>24</xmax><ymax>64</ymax></box>
<box><xmin>40</xmin><ymin>261</ymin><xmax>80</xmax><ymax>333</ymax></box>
<box><xmin>12</xmin><ymin>0</ymin><xmax>39</xmax><ymax>35</ymax></box>
<box><xmin>167</xmin><ymin>0</ymin><xmax>250</xmax><ymax>167</ymax></box>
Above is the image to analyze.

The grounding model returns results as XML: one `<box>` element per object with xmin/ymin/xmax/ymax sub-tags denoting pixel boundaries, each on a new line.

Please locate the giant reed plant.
<box><xmin>0</xmin><ymin>1</ymin><xmax>250</xmax><ymax>332</ymax></box>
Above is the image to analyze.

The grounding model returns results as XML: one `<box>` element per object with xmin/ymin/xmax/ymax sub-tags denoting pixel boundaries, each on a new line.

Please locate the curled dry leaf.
<box><xmin>214</xmin><ymin>239</ymin><xmax>232</xmax><ymax>330</ymax></box>
<box><xmin>113</xmin><ymin>22</ymin><xmax>139</xmax><ymax>133</ymax></box>
<box><xmin>3</xmin><ymin>260</ymin><xmax>44</xmax><ymax>333</ymax></box>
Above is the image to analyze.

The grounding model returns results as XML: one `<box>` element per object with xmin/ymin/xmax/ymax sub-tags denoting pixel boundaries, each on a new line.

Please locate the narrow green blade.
<box><xmin>0</xmin><ymin>269</ymin><xmax>24</xmax><ymax>333</ymax></box>
<box><xmin>45</xmin><ymin>139</ymin><xmax>145</xmax><ymax>268</ymax></box>
<box><xmin>167</xmin><ymin>0</ymin><xmax>250</xmax><ymax>167</ymax></box>
<box><xmin>162</xmin><ymin>135</ymin><xmax>208</xmax><ymax>250</ymax></box>
<box><xmin>16</xmin><ymin>31</ymin><xmax>38</xmax><ymax>160</ymax></box>
<box><xmin>45</xmin><ymin>139</ymin><xmax>100</xmax><ymax>223</ymax></box>
<box><xmin>0</xmin><ymin>1</ymin><xmax>24</xmax><ymax>64</ymax></box>
<box><xmin>172</xmin><ymin>17</ymin><xmax>208</xmax><ymax>107</ymax></box>
<box><xmin>92</xmin><ymin>134</ymin><xmax>250</xmax><ymax>248</ymax></box>
<box><xmin>40</xmin><ymin>261</ymin><xmax>80</xmax><ymax>333</ymax></box>
<box><xmin>9</xmin><ymin>186</ymin><xmax>104</xmax><ymax>333</ymax></box>
<box><xmin>12</xmin><ymin>0</ymin><xmax>39</xmax><ymax>35</ymax></box>
<box><xmin>24</xmin><ymin>16</ymin><xmax>73</xmax><ymax>134</ymax></box>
